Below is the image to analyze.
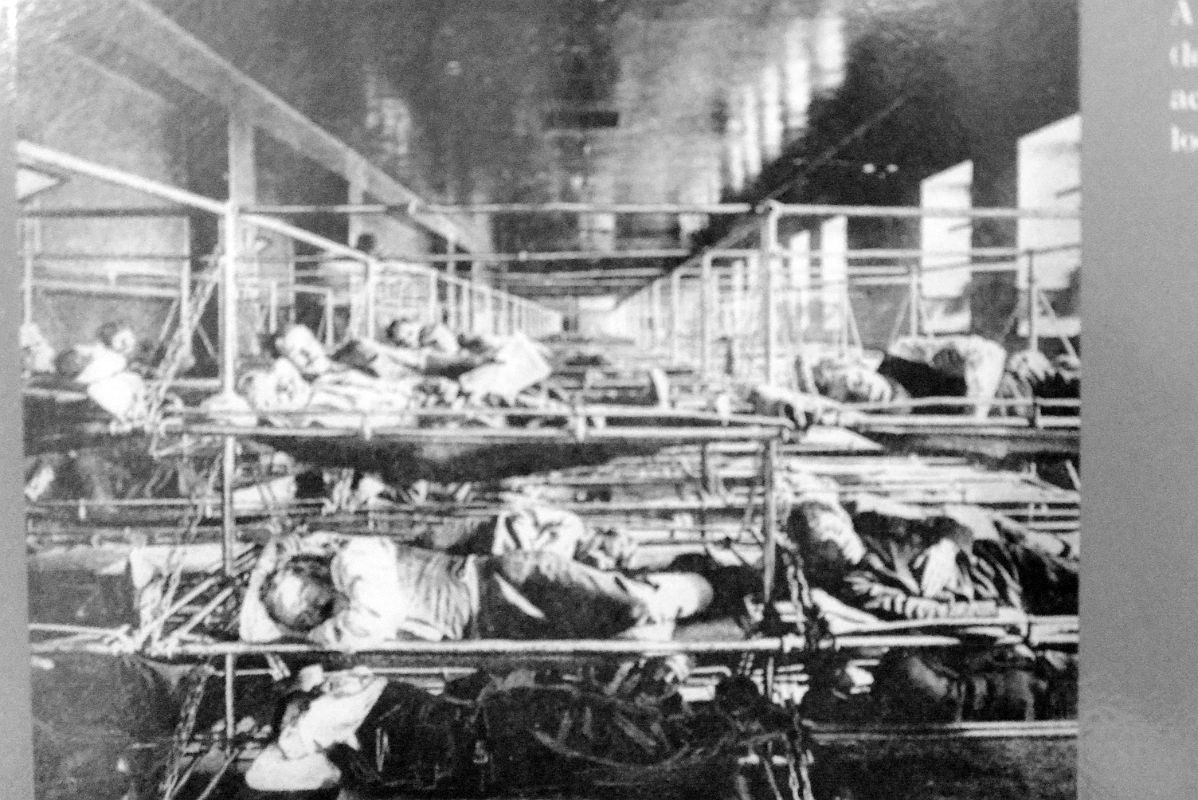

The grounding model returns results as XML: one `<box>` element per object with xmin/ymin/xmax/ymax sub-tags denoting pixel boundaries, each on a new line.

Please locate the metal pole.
<box><xmin>364</xmin><ymin>259</ymin><xmax>377</xmax><ymax>339</ymax></box>
<box><xmin>223</xmin><ymin>653</ymin><xmax>236</xmax><ymax>753</ymax></box>
<box><xmin>761</xmin><ymin>438</ymin><xmax>778</xmax><ymax>615</ymax></box>
<box><xmin>649</xmin><ymin>280</ymin><xmax>662</xmax><ymax>354</ymax></box>
<box><xmin>760</xmin><ymin>203</ymin><xmax>778</xmax><ymax>385</ymax></box>
<box><xmin>220</xmin><ymin>203</ymin><xmax>240</xmax><ymax>396</ymax></box>
<box><xmin>1027</xmin><ymin>251</ymin><xmax>1039</xmax><ymax>352</ymax></box>
<box><xmin>700</xmin><ymin>252</ymin><xmax>713</xmax><ymax>378</ymax></box>
<box><xmin>909</xmin><ymin>262</ymin><xmax>921</xmax><ymax>337</ymax></box>
<box><xmin>266</xmin><ymin>279</ymin><xmax>278</xmax><ymax>333</ymax></box>
<box><xmin>177</xmin><ymin>256</ymin><xmax>191</xmax><ymax>359</ymax></box>
<box><xmin>324</xmin><ymin>289</ymin><xmax>335</xmax><ymax>348</ymax></box>
<box><xmin>220</xmin><ymin>199</ymin><xmax>241</xmax><ymax>745</ymax></box>
<box><xmin>427</xmin><ymin>271</ymin><xmax>438</xmax><ymax>324</ymax></box>
<box><xmin>221</xmin><ymin>435</ymin><xmax>235</xmax><ymax>577</ymax></box>
<box><xmin>669</xmin><ymin>269</ymin><xmax>681</xmax><ymax>364</ymax></box>
<box><xmin>23</xmin><ymin>246</ymin><xmax>34</xmax><ymax>326</ymax></box>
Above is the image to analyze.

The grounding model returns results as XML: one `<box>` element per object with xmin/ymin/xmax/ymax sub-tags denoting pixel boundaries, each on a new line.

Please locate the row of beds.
<box><xmin>26</xmin><ymin>407</ymin><xmax>1080</xmax><ymax>798</ymax></box>
<box><xmin>22</xmin><ymin>334</ymin><xmax>1077</xmax><ymax>798</ymax></box>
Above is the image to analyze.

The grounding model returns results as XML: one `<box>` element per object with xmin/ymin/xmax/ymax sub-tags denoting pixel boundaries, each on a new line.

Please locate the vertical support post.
<box><xmin>22</xmin><ymin>246</ymin><xmax>34</xmax><ymax>326</ymax></box>
<box><xmin>761</xmin><ymin>437</ymin><xmax>779</xmax><ymax>621</ymax></box>
<box><xmin>1027</xmin><ymin>250</ymin><xmax>1039</xmax><ymax>352</ymax></box>
<box><xmin>841</xmin><ymin>287</ymin><xmax>851</xmax><ymax>353</ymax></box>
<box><xmin>219</xmin><ymin>209</ymin><xmax>238</xmax><ymax>749</ymax></box>
<box><xmin>177</xmin><ymin>256</ymin><xmax>191</xmax><ymax>356</ymax></box>
<box><xmin>179</xmin><ymin>216</ymin><xmax>193</xmax><ymax>364</ymax></box>
<box><xmin>363</xmin><ymin>258</ymin><xmax>377</xmax><ymax>339</ymax></box>
<box><xmin>221</xmin><ymin>428</ymin><xmax>237</xmax><ymax>749</ymax></box>
<box><xmin>220</xmin><ymin>203</ymin><xmax>240</xmax><ymax>397</ymax></box>
<box><xmin>266</xmin><ymin>279</ymin><xmax>278</xmax><ymax>334</ymax></box>
<box><xmin>908</xmin><ymin>261</ymin><xmax>921</xmax><ymax>337</ymax></box>
<box><xmin>731</xmin><ymin>260</ymin><xmax>746</xmax><ymax>379</ymax></box>
<box><xmin>224</xmin><ymin>653</ymin><xmax>236</xmax><ymax>752</ymax></box>
<box><xmin>227</xmin><ymin>96</ymin><xmax>256</xmax><ymax>356</ymax></box>
<box><xmin>323</xmin><ymin>289</ymin><xmax>335</xmax><ymax>348</ymax></box>
<box><xmin>427</xmin><ymin>270</ymin><xmax>438</xmax><ymax>324</ymax></box>
<box><xmin>760</xmin><ymin>203</ymin><xmax>779</xmax><ymax>385</ymax></box>
<box><xmin>470</xmin><ymin>261</ymin><xmax>484</xmax><ymax>333</ymax></box>
<box><xmin>669</xmin><ymin>269</ymin><xmax>681</xmax><ymax>364</ymax></box>
<box><xmin>700</xmin><ymin>252</ymin><xmax>713</xmax><ymax>379</ymax></box>
<box><xmin>649</xmin><ymin>279</ymin><xmax>662</xmax><ymax>354</ymax></box>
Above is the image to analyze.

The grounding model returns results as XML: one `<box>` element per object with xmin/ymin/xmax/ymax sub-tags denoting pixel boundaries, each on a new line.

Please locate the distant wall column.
<box><xmin>788</xmin><ymin>230</ymin><xmax>812</xmax><ymax>343</ymax></box>
<box><xmin>920</xmin><ymin>160</ymin><xmax>974</xmax><ymax>334</ymax></box>
<box><xmin>782</xmin><ymin>18</ymin><xmax>812</xmax><ymax>139</ymax></box>
<box><xmin>819</xmin><ymin>215</ymin><xmax>847</xmax><ymax>337</ymax></box>
<box><xmin>1017</xmin><ymin>114</ymin><xmax>1081</xmax><ymax>291</ymax></box>
<box><xmin>739</xmin><ymin>87</ymin><xmax>762</xmax><ymax>180</ymax></box>
<box><xmin>760</xmin><ymin>66</ymin><xmax>784</xmax><ymax>162</ymax></box>
<box><xmin>227</xmin><ymin>99</ymin><xmax>258</xmax><ymax>358</ymax></box>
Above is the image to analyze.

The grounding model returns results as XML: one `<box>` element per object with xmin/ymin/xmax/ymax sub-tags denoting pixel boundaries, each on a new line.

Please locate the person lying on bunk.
<box><xmin>51</xmin><ymin>320</ymin><xmax>151</xmax><ymax>425</ymax></box>
<box><xmin>239</xmin><ymin>528</ymin><xmax>713</xmax><ymax>648</ymax></box>
<box><xmin>339</xmin><ymin>315</ymin><xmax>497</xmax><ymax>380</ymax></box>
<box><xmin>244</xmin><ymin>657</ymin><xmax>780</xmax><ymax>796</ymax></box>
<box><xmin>789</xmin><ymin>493</ymin><xmax>1077</xmax><ymax>722</ymax></box>
<box><xmin>236</xmin><ymin>325</ymin><xmax>422</xmax><ymax>426</ymax></box>
<box><xmin>817</xmin><ymin>334</ymin><xmax>1008</xmax><ymax>418</ymax></box>
<box><xmin>280</xmin><ymin>320</ymin><xmax>548</xmax><ymax>402</ymax></box>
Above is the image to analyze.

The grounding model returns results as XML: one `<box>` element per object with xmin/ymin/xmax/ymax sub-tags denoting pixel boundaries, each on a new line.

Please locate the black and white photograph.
<box><xmin>12</xmin><ymin>1</ymin><xmax>1080</xmax><ymax>798</ymax></box>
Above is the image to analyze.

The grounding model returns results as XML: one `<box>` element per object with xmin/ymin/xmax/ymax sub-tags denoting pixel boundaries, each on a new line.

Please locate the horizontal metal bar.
<box><xmin>142</xmin><ymin>630</ymin><xmax>1031</xmax><ymax>659</ymax></box>
<box><xmin>21</xmin><ymin>207</ymin><xmax>198</xmax><ymax>218</ymax></box>
<box><xmin>245</xmin><ymin>202</ymin><xmax>754</xmax><ymax>216</ymax></box>
<box><xmin>171</xmin><ymin>422</ymin><xmax>790</xmax><ymax>444</ymax></box>
<box><xmin>24</xmin><ymin>251</ymin><xmax>192</xmax><ymax>261</ymax></box>
<box><xmin>18</xmin><ymin>141</ymin><xmax>227</xmax><ymax>215</ymax></box>
<box><xmin>773</xmin><ymin>203</ymin><xmax>1079</xmax><ymax>220</ymax></box>
<box><xmin>850</xmin><ymin>415</ymin><xmax>1080</xmax><ymax>430</ymax></box>
<box><xmin>848</xmin><ymin>397</ymin><xmax>1079</xmax><ymax>413</ymax></box>
<box><xmin>30</xmin><ymin>279</ymin><xmax>181</xmax><ymax>299</ymax></box>
<box><xmin>808</xmin><ymin>720</ymin><xmax>1078</xmax><ymax>742</ymax></box>
<box><xmin>412</xmin><ymin>249</ymin><xmax>689</xmax><ymax>264</ymax></box>
<box><xmin>177</xmin><ymin>404</ymin><xmax>789</xmax><ymax>426</ymax></box>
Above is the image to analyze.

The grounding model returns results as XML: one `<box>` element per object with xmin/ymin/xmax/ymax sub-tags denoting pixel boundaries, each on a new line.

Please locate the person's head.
<box><xmin>275</xmin><ymin>325</ymin><xmax>332</xmax><ymax>377</ymax></box>
<box><xmin>384</xmin><ymin>317</ymin><xmax>421</xmax><ymax>349</ymax></box>
<box><xmin>788</xmin><ymin>497</ymin><xmax>865</xmax><ymax>582</ymax></box>
<box><xmin>55</xmin><ymin>347</ymin><xmax>88</xmax><ymax>380</ymax></box>
<box><xmin>260</xmin><ymin>554</ymin><xmax>338</xmax><ymax>633</ymax></box>
<box><xmin>98</xmin><ymin>321</ymin><xmax>138</xmax><ymax>358</ymax></box>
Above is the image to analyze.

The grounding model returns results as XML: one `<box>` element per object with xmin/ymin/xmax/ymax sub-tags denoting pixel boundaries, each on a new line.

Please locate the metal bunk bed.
<box><xmin>20</xmin><ymin>143</ymin><xmax>1079</xmax><ymax>800</ymax></box>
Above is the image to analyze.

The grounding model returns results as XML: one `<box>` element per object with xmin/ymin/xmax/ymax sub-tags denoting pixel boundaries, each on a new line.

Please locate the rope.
<box><xmin>146</xmin><ymin>273</ymin><xmax>219</xmax><ymax>450</ymax></box>
<box><xmin>157</xmin><ymin>660</ymin><xmax>216</xmax><ymax>800</ymax></box>
<box><xmin>143</xmin><ymin>454</ymin><xmax>224</xmax><ymax>647</ymax></box>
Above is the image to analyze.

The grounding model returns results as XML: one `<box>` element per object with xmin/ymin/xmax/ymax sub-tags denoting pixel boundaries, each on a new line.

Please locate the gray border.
<box><xmin>1079</xmin><ymin>1</ymin><xmax>1198</xmax><ymax>797</ymax></box>
<box><xmin>4</xmin><ymin>2</ymin><xmax>1196</xmax><ymax>797</ymax></box>
<box><xmin>0</xmin><ymin>13</ymin><xmax>36</xmax><ymax>795</ymax></box>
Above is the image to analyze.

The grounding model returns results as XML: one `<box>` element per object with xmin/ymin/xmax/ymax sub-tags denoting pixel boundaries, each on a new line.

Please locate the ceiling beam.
<box><xmin>59</xmin><ymin>0</ymin><xmax>488</xmax><ymax>252</ymax></box>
